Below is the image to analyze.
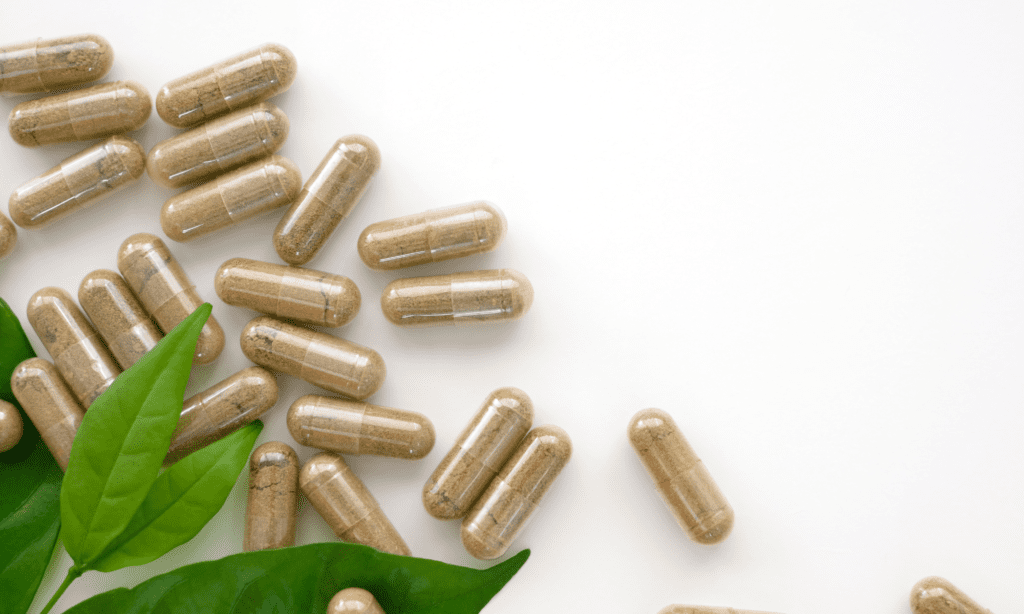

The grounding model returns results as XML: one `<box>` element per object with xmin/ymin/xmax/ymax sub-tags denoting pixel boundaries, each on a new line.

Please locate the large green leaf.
<box><xmin>65</xmin><ymin>544</ymin><xmax>530</xmax><ymax>614</ymax></box>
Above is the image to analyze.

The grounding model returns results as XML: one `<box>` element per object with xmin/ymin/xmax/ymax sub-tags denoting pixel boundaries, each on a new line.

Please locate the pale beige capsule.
<box><xmin>165</xmin><ymin>366</ymin><xmax>278</xmax><ymax>465</ymax></box>
<box><xmin>27</xmin><ymin>287</ymin><xmax>119</xmax><ymax>408</ymax></box>
<box><xmin>0</xmin><ymin>212</ymin><xmax>15</xmax><ymax>258</ymax></box>
<box><xmin>244</xmin><ymin>441</ymin><xmax>298</xmax><ymax>552</ymax></box>
<box><xmin>287</xmin><ymin>395</ymin><xmax>434</xmax><ymax>459</ymax></box>
<box><xmin>423</xmin><ymin>387</ymin><xmax>533</xmax><ymax>520</ymax></box>
<box><xmin>8</xmin><ymin>80</ymin><xmax>150</xmax><ymax>147</ymax></box>
<box><xmin>911</xmin><ymin>577</ymin><xmax>993</xmax><ymax>614</ymax></box>
<box><xmin>117</xmin><ymin>233</ymin><xmax>225</xmax><ymax>364</ymax></box>
<box><xmin>299</xmin><ymin>452</ymin><xmax>411</xmax><ymax>555</ymax></box>
<box><xmin>358</xmin><ymin>201</ymin><xmax>507</xmax><ymax>270</ymax></box>
<box><xmin>0</xmin><ymin>34</ymin><xmax>113</xmax><ymax>94</ymax></box>
<box><xmin>160</xmin><ymin>156</ymin><xmax>301</xmax><ymax>242</ymax></box>
<box><xmin>10</xmin><ymin>358</ymin><xmax>84</xmax><ymax>470</ymax></box>
<box><xmin>628</xmin><ymin>408</ymin><xmax>734</xmax><ymax>545</ymax></box>
<box><xmin>79</xmin><ymin>269</ymin><xmax>162</xmax><ymax>370</ymax></box>
<box><xmin>381</xmin><ymin>269</ymin><xmax>533</xmax><ymax>327</ymax></box>
<box><xmin>327</xmin><ymin>588</ymin><xmax>385</xmax><ymax>614</ymax></box>
<box><xmin>461</xmin><ymin>425</ymin><xmax>572</xmax><ymax>559</ymax></box>
<box><xmin>273</xmin><ymin>135</ymin><xmax>381</xmax><ymax>265</ymax></box>
<box><xmin>658</xmin><ymin>607</ymin><xmax>783</xmax><ymax>614</ymax></box>
<box><xmin>156</xmin><ymin>43</ymin><xmax>297</xmax><ymax>128</ymax></box>
<box><xmin>0</xmin><ymin>400</ymin><xmax>23</xmax><ymax>453</ymax></box>
<box><xmin>240</xmin><ymin>316</ymin><xmax>385</xmax><ymax>400</ymax></box>
<box><xmin>215</xmin><ymin>257</ymin><xmax>360</xmax><ymax>327</ymax></box>
<box><xmin>8</xmin><ymin>136</ymin><xmax>146</xmax><ymax>228</ymax></box>
<box><xmin>147</xmin><ymin>103</ymin><xmax>290</xmax><ymax>188</ymax></box>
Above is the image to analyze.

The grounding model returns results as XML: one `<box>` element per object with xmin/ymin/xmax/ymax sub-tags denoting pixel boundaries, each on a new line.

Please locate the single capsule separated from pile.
<box><xmin>244</xmin><ymin>441</ymin><xmax>299</xmax><ymax>552</ymax></box>
<box><xmin>0</xmin><ymin>213</ymin><xmax>15</xmax><ymax>258</ymax></box>
<box><xmin>8</xmin><ymin>80</ymin><xmax>150</xmax><ymax>147</ymax></box>
<box><xmin>79</xmin><ymin>269</ymin><xmax>162</xmax><ymax>370</ymax></box>
<box><xmin>10</xmin><ymin>358</ymin><xmax>85</xmax><ymax>470</ymax></box>
<box><xmin>381</xmin><ymin>269</ymin><xmax>533</xmax><ymax>327</ymax></box>
<box><xmin>911</xmin><ymin>577</ymin><xmax>993</xmax><ymax>614</ymax></box>
<box><xmin>0</xmin><ymin>34</ymin><xmax>113</xmax><ymax>94</ymax></box>
<box><xmin>287</xmin><ymin>395</ymin><xmax>434</xmax><ymax>459</ymax></box>
<box><xmin>0</xmin><ymin>400</ymin><xmax>24</xmax><ymax>453</ymax></box>
<box><xmin>327</xmin><ymin>588</ymin><xmax>385</xmax><ymax>614</ymax></box>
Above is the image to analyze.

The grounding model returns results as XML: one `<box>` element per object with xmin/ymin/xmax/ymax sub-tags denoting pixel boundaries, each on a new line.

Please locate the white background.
<box><xmin>1</xmin><ymin>2</ymin><xmax>1022</xmax><ymax>613</ymax></box>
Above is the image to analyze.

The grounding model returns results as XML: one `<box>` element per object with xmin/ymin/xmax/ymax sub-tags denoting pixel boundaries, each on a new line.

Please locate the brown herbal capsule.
<box><xmin>381</xmin><ymin>269</ymin><xmax>533</xmax><ymax>327</ymax></box>
<box><xmin>27</xmin><ymin>287</ymin><xmax>119</xmax><ymax>408</ymax></box>
<box><xmin>147</xmin><ymin>102</ymin><xmax>290</xmax><ymax>188</ymax></box>
<box><xmin>287</xmin><ymin>395</ymin><xmax>434</xmax><ymax>459</ymax></box>
<box><xmin>10</xmin><ymin>358</ymin><xmax>84</xmax><ymax>470</ymax></box>
<box><xmin>358</xmin><ymin>201</ymin><xmax>507</xmax><ymax>270</ymax></box>
<box><xmin>461</xmin><ymin>425</ymin><xmax>572</xmax><ymax>560</ymax></box>
<box><xmin>299</xmin><ymin>452</ymin><xmax>411</xmax><ymax>555</ymax></box>
<box><xmin>0</xmin><ymin>212</ymin><xmax>15</xmax><ymax>258</ymax></box>
<box><xmin>658</xmin><ymin>607</ymin><xmax>783</xmax><ymax>614</ymax></box>
<box><xmin>0</xmin><ymin>34</ymin><xmax>113</xmax><ymax>94</ymax></box>
<box><xmin>240</xmin><ymin>316</ymin><xmax>385</xmax><ymax>400</ymax></box>
<box><xmin>244</xmin><ymin>441</ymin><xmax>298</xmax><ymax>552</ymax></box>
<box><xmin>78</xmin><ymin>269</ymin><xmax>162</xmax><ymax>370</ymax></box>
<box><xmin>160</xmin><ymin>155</ymin><xmax>301</xmax><ymax>242</ymax></box>
<box><xmin>214</xmin><ymin>257</ymin><xmax>360</xmax><ymax>328</ymax></box>
<box><xmin>327</xmin><ymin>588</ymin><xmax>385</xmax><ymax>614</ymax></box>
<box><xmin>8</xmin><ymin>136</ymin><xmax>146</xmax><ymax>228</ymax></box>
<box><xmin>273</xmin><ymin>135</ymin><xmax>381</xmax><ymax>265</ymax></box>
<box><xmin>628</xmin><ymin>408</ymin><xmax>734</xmax><ymax>545</ymax></box>
<box><xmin>117</xmin><ymin>233</ymin><xmax>225</xmax><ymax>364</ymax></box>
<box><xmin>156</xmin><ymin>43</ymin><xmax>297</xmax><ymax>128</ymax></box>
<box><xmin>423</xmin><ymin>387</ymin><xmax>533</xmax><ymax>520</ymax></box>
<box><xmin>911</xmin><ymin>577</ymin><xmax>993</xmax><ymax>614</ymax></box>
<box><xmin>165</xmin><ymin>366</ymin><xmax>278</xmax><ymax>465</ymax></box>
<box><xmin>8</xmin><ymin>80</ymin><xmax>150</xmax><ymax>147</ymax></box>
<box><xmin>0</xmin><ymin>400</ymin><xmax>23</xmax><ymax>453</ymax></box>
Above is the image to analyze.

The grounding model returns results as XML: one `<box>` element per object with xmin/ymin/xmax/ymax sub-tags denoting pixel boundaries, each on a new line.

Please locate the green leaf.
<box><xmin>60</xmin><ymin>304</ymin><xmax>212</xmax><ymax>571</ymax></box>
<box><xmin>65</xmin><ymin>544</ymin><xmax>529</xmax><ymax>614</ymax></box>
<box><xmin>91</xmin><ymin>420</ymin><xmax>264</xmax><ymax>572</ymax></box>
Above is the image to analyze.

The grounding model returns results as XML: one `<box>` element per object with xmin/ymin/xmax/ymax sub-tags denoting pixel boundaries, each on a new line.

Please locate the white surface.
<box><xmin>2</xmin><ymin>2</ymin><xmax>1022</xmax><ymax>613</ymax></box>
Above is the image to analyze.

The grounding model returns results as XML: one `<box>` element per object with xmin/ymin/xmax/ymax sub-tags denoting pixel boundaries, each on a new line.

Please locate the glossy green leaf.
<box><xmin>66</xmin><ymin>544</ymin><xmax>529</xmax><ymax>614</ymax></box>
<box><xmin>91</xmin><ymin>420</ymin><xmax>264</xmax><ymax>572</ymax></box>
<box><xmin>60</xmin><ymin>304</ymin><xmax>212</xmax><ymax>570</ymax></box>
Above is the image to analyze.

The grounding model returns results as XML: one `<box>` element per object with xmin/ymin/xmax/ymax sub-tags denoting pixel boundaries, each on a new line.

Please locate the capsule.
<box><xmin>0</xmin><ymin>400</ymin><xmax>23</xmax><ymax>453</ymax></box>
<box><xmin>26</xmin><ymin>287</ymin><xmax>119</xmax><ymax>408</ymax></box>
<box><xmin>461</xmin><ymin>425</ymin><xmax>572</xmax><ymax>560</ymax></box>
<box><xmin>215</xmin><ymin>257</ymin><xmax>360</xmax><ymax>327</ymax></box>
<box><xmin>0</xmin><ymin>212</ymin><xmax>15</xmax><ymax>258</ymax></box>
<box><xmin>628</xmin><ymin>408</ymin><xmax>734</xmax><ymax>545</ymax></box>
<box><xmin>327</xmin><ymin>588</ymin><xmax>385</xmax><ymax>614</ymax></box>
<box><xmin>8</xmin><ymin>80</ymin><xmax>150</xmax><ymax>147</ymax></box>
<box><xmin>423</xmin><ymin>387</ymin><xmax>533</xmax><ymax>520</ymax></box>
<box><xmin>240</xmin><ymin>316</ymin><xmax>385</xmax><ymax>400</ymax></box>
<box><xmin>165</xmin><ymin>366</ymin><xmax>278</xmax><ymax>465</ymax></box>
<box><xmin>382</xmin><ymin>269</ymin><xmax>533</xmax><ymax>327</ymax></box>
<box><xmin>911</xmin><ymin>577</ymin><xmax>993</xmax><ymax>614</ymax></box>
<box><xmin>160</xmin><ymin>155</ymin><xmax>301</xmax><ymax>242</ymax></box>
<box><xmin>273</xmin><ymin>135</ymin><xmax>380</xmax><ymax>265</ymax></box>
<box><xmin>78</xmin><ymin>269</ymin><xmax>162</xmax><ymax>370</ymax></box>
<box><xmin>299</xmin><ymin>452</ymin><xmax>411</xmax><ymax>555</ymax></box>
<box><xmin>288</xmin><ymin>395</ymin><xmax>434</xmax><ymax>459</ymax></box>
<box><xmin>10</xmin><ymin>358</ymin><xmax>85</xmax><ymax>470</ymax></box>
<box><xmin>8</xmin><ymin>136</ymin><xmax>146</xmax><ymax>228</ymax></box>
<box><xmin>0</xmin><ymin>34</ymin><xmax>113</xmax><ymax>94</ymax></box>
<box><xmin>117</xmin><ymin>233</ymin><xmax>225</xmax><ymax>364</ymax></box>
<box><xmin>156</xmin><ymin>43</ymin><xmax>297</xmax><ymax>128</ymax></box>
<box><xmin>244</xmin><ymin>441</ymin><xmax>298</xmax><ymax>552</ymax></box>
<box><xmin>658</xmin><ymin>607</ymin><xmax>783</xmax><ymax>614</ymax></box>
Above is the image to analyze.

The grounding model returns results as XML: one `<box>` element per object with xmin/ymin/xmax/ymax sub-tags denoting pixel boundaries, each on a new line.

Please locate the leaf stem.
<box><xmin>39</xmin><ymin>566</ymin><xmax>82</xmax><ymax>614</ymax></box>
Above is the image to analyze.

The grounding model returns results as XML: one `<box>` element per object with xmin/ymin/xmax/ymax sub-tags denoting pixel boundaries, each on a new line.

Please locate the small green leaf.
<box><xmin>60</xmin><ymin>304</ymin><xmax>212</xmax><ymax>570</ymax></box>
<box><xmin>65</xmin><ymin>544</ymin><xmax>529</xmax><ymax>614</ymax></box>
<box><xmin>91</xmin><ymin>420</ymin><xmax>264</xmax><ymax>573</ymax></box>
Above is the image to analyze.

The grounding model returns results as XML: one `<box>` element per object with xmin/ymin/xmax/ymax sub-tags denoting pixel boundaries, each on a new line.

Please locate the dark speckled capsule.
<box><xmin>244</xmin><ymin>441</ymin><xmax>299</xmax><ymax>552</ymax></box>
<box><xmin>9</xmin><ymin>80</ymin><xmax>150</xmax><ymax>147</ymax></box>
<box><xmin>0</xmin><ymin>34</ymin><xmax>113</xmax><ymax>94</ymax></box>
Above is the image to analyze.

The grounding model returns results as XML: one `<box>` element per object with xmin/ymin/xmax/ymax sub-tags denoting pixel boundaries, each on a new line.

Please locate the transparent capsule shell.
<box><xmin>287</xmin><ymin>395</ymin><xmax>434</xmax><ymax>459</ymax></box>
<box><xmin>327</xmin><ymin>588</ymin><xmax>385</xmax><ymax>614</ymax></box>
<box><xmin>0</xmin><ymin>399</ymin><xmax>24</xmax><ymax>453</ymax></box>
<box><xmin>244</xmin><ymin>441</ymin><xmax>298</xmax><ymax>552</ymax></box>
<box><xmin>8</xmin><ymin>80</ymin><xmax>150</xmax><ymax>147</ymax></box>
<box><xmin>911</xmin><ymin>577</ymin><xmax>993</xmax><ymax>614</ymax></box>
<box><xmin>658</xmin><ymin>607</ymin><xmax>784</xmax><ymax>614</ymax></box>
<box><xmin>0</xmin><ymin>213</ymin><xmax>15</xmax><ymax>258</ymax></box>
<box><xmin>0</xmin><ymin>34</ymin><xmax>113</xmax><ymax>94</ymax></box>
<box><xmin>381</xmin><ymin>268</ymin><xmax>533</xmax><ymax>327</ymax></box>
<box><xmin>10</xmin><ymin>358</ymin><xmax>85</xmax><ymax>470</ymax></box>
<box><xmin>78</xmin><ymin>269</ymin><xmax>162</xmax><ymax>370</ymax></box>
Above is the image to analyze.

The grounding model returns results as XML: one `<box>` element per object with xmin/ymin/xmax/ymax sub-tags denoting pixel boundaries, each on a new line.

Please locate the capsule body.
<box><xmin>299</xmin><ymin>452</ymin><xmax>410</xmax><ymax>555</ymax></box>
<box><xmin>328</xmin><ymin>588</ymin><xmax>385</xmax><ymax>614</ymax></box>
<box><xmin>358</xmin><ymin>201</ymin><xmax>506</xmax><ymax>270</ymax></box>
<box><xmin>911</xmin><ymin>577</ymin><xmax>992</xmax><ymax>614</ymax></box>
<box><xmin>628</xmin><ymin>408</ymin><xmax>734</xmax><ymax>545</ymax></box>
<box><xmin>9</xmin><ymin>136</ymin><xmax>146</xmax><ymax>228</ymax></box>
<box><xmin>382</xmin><ymin>269</ymin><xmax>533</xmax><ymax>327</ymax></box>
<box><xmin>147</xmin><ymin>103</ymin><xmax>289</xmax><ymax>188</ymax></box>
<box><xmin>0</xmin><ymin>213</ymin><xmax>15</xmax><ymax>258</ymax></box>
<box><xmin>0</xmin><ymin>400</ymin><xmax>24</xmax><ymax>453</ymax></box>
<box><xmin>240</xmin><ymin>316</ymin><xmax>385</xmax><ymax>400</ymax></box>
<box><xmin>165</xmin><ymin>366</ymin><xmax>278</xmax><ymax>465</ymax></box>
<box><xmin>0</xmin><ymin>34</ymin><xmax>113</xmax><ymax>94</ymax></box>
<box><xmin>10</xmin><ymin>358</ymin><xmax>85</xmax><ymax>470</ymax></box>
<box><xmin>288</xmin><ymin>395</ymin><xmax>434</xmax><ymax>459</ymax></box>
<box><xmin>244</xmin><ymin>441</ymin><xmax>298</xmax><ymax>552</ymax></box>
<box><xmin>215</xmin><ymin>257</ymin><xmax>360</xmax><ymax>327</ymax></box>
<box><xmin>423</xmin><ymin>387</ymin><xmax>533</xmax><ymax>520</ymax></box>
<box><xmin>461</xmin><ymin>425</ymin><xmax>572</xmax><ymax>559</ymax></box>
<box><xmin>274</xmin><ymin>135</ymin><xmax>380</xmax><ymax>265</ymax></box>
<box><xmin>156</xmin><ymin>43</ymin><xmax>297</xmax><ymax>128</ymax></box>
<box><xmin>117</xmin><ymin>233</ymin><xmax>225</xmax><ymax>364</ymax></box>
<box><xmin>78</xmin><ymin>269</ymin><xmax>162</xmax><ymax>370</ymax></box>
<box><xmin>27</xmin><ymin>287</ymin><xmax>119</xmax><ymax>408</ymax></box>
<box><xmin>9</xmin><ymin>80</ymin><xmax>150</xmax><ymax>147</ymax></box>
<box><xmin>658</xmin><ymin>607</ymin><xmax>783</xmax><ymax>614</ymax></box>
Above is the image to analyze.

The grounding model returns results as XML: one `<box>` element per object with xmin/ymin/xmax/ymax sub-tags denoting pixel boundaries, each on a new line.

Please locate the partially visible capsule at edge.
<box><xmin>0</xmin><ymin>34</ymin><xmax>113</xmax><ymax>94</ymax></box>
<box><xmin>0</xmin><ymin>213</ymin><xmax>15</xmax><ymax>258</ymax></box>
<box><xmin>327</xmin><ymin>588</ymin><xmax>385</xmax><ymax>614</ymax></box>
<box><xmin>381</xmin><ymin>269</ymin><xmax>533</xmax><ymax>327</ymax></box>
<box><xmin>287</xmin><ymin>394</ymin><xmax>434</xmax><ymax>459</ymax></box>
<box><xmin>10</xmin><ymin>358</ymin><xmax>85</xmax><ymax>471</ymax></box>
<box><xmin>8</xmin><ymin>80</ymin><xmax>150</xmax><ymax>147</ymax></box>
<box><xmin>79</xmin><ymin>269</ymin><xmax>162</xmax><ymax>371</ymax></box>
<box><xmin>911</xmin><ymin>577</ymin><xmax>993</xmax><ymax>614</ymax></box>
<box><xmin>658</xmin><ymin>607</ymin><xmax>785</xmax><ymax>614</ymax></box>
<box><xmin>0</xmin><ymin>400</ymin><xmax>24</xmax><ymax>453</ymax></box>
<box><xmin>244</xmin><ymin>441</ymin><xmax>299</xmax><ymax>552</ymax></box>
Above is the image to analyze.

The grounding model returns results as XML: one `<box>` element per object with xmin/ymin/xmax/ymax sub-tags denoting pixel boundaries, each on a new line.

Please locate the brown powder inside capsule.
<box><xmin>910</xmin><ymin>577</ymin><xmax>993</xmax><ymax>614</ymax></box>
<box><xmin>0</xmin><ymin>35</ymin><xmax>114</xmax><ymax>94</ymax></box>
<box><xmin>244</xmin><ymin>441</ymin><xmax>298</xmax><ymax>552</ymax></box>
<box><xmin>10</xmin><ymin>358</ymin><xmax>85</xmax><ymax>471</ymax></box>
<box><xmin>327</xmin><ymin>588</ymin><xmax>385</xmax><ymax>614</ymax></box>
<box><xmin>0</xmin><ymin>213</ymin><xmax>16</xmax><ymax>258</ymax></box>
<box><xmin>8</xmin><ymin>80</ymin><xmax>151</xmax><ymax>147</ymax></box>
<box><xmin>78</xmin><ymin>269</ymin><xmax>163</xmax><ymax>370</ymax></box>
<box><xmin>0</xmin><ymin>400</ymin><xmax>24</xmax><ymax>453</ymax></box>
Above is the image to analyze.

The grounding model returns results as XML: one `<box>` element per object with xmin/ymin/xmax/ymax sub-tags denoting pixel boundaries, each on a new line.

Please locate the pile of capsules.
<box><xmin>0</xmin><ymin>35</ymin><xmax>995</xmax><ymax>614</ymax></box>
